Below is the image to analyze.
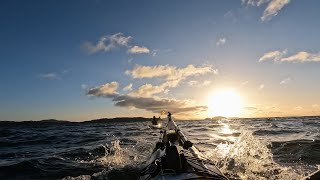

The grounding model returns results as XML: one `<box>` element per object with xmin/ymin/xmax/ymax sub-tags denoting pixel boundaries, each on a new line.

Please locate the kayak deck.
<box><xmin>139</xmin><ymin>112</ymin><xmax>228</xmax><ymax>180</ymax></box>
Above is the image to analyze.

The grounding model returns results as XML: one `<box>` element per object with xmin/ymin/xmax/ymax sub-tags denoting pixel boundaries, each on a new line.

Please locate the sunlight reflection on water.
<box><xmin>220</xmin><ymin>122</ymin><xmax>233</xmax><ymax>135</ymax></box>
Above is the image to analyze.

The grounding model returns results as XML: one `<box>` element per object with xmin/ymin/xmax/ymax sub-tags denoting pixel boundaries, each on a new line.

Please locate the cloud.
<box><xmin>245</xmin><ymin>104</ymin><xmax>284</xmax><ymax>116</ymax></box>
<box><xmin>280</xmin><ymin>52</ymin><xmax>320</xmax><ymax>62</ymax></box>
<box><xmin>224</xmin><ymin>10</ymin><xmax>239</xmax><ymax>23</ymax></box>
<box><xmin>123</xmin><ymin>83</ymin><xmax>133</xmax><ymax>91</ymax></box>
<box><xmin>259</xmin><ymin>49</ymin><xmax>287</xmax><ymax>62</ymax></box>
<box><xmin>202</xmin><ymin>80</ymin><xmax>212</xmax><ymax>86</ymax></box>
<box><xmin>258</xmin><ymin>84</ymin><xmax>265</xmax><ymax>90</ymax></box>
<box><xmin>294</xmin><ymin>106</ymin><xmax>302</xmax><ymax>111</ymax></box>
<box><xmin>129</xmin><ymin>80</ymin><xmax>212</xmax><ymax>97</ymax></box>
<box><xmin>126</xmin><ymin>64</ymin><xmax>217</xmax><ymax>81</ymax></box>
<box><xmin>242</xmin><ymin>0</ymin><xmax>269</xmax><ymax>6</ymax></box>
<box><xmin>312</xmin><ymin>104</ymin><xmax>319</xmax><ymax>109</ymax></box>
<box><xmin>86</xmin><ymin>82</ymin><xmax>207</xmax><ymax>115</ymax></box>
<box><xmin>280</xmin><ymin>77</ymin><xmax>291</xmax><ymax>85</ymax></box>
<box><xmin>241</xmin><ymin>81</ymin><xmax>249</xmax><ymax>85</ymax></box>
<box><xmin>86</xmin><ymin>81</ymin><xmax>119</xmax><ymax>97</ymax></box>
<box><xmin>127</xmin><ymin>57</ymin><xmax>134</xmax><ymax>64</ymax></box>
<box><xmin>261</xmin><ymin>0</ymin><xmax>290</xmax><ymax>22</ymax></box>
<box><xmin>188</xmin><ymin>80</ymin><xmax>211</xmax><ymax>87</ymax></box>
<box><xmin>216</xmin><ymin>37</ymin><xmax>226</xmax><ymax>46</ymax></box>
<box><xmin>81</xmin><ymin>84</ymin><xmax>88</xmax><ymax>90</ymax></box>
<box><xmin>128</xmin><ymin>46</ymin><xmax>150</xmax><ymax>54</ymax></box>
<box><xmin>224</xmin><ymin>10</ymin><xmax>235</xmax><ymax>18</ymax></box>
<box><xmin>245</xmin><ymin>106</ymin><xmax>258</xmax><ymax>111</ymax></box>
<box><xmin>259</xmin><ymin>50</ymin><xmax>320</xmax><ymax>63</ymax></box>
<box><xmin>83</xmin><ymin>33</ymin><xmax>132</xmax><ymax>54</ymax></box>
<box><xmin>38</xmin><ymin>70</ymin><xmax>70</xmax><ymax>80</ymax></box>
<box><xmin>242</xmin><ymin>0</ymin><xmax>291</xmax><ymax>22</ymax></box>
<box><xmin>125</xmin><ymin>64</ymin><xmax>217</xmax><ymax>95</ymax></box>
<box><xmin>129</xmin><ymin>83</ymin><xmax>168</xmax><ymax>97</ymax></box>
<box><xmin>188</xmin><ymin>80</ymin><xmax>198</xmax><ymax>87</ymax></box>
<box><xmin>112</xmin><ymin>95</ymin><xmax>207</xmax><ymax>115</ymax></box>
<box><xmin>38</xmin><ymin>73</ymin><xmax>59</xmax><ymax>80</ymax></box>
<box><xmin>86</xmin><ymin>64</ymin><xmax>217</xmax><ymax>117</ymax></box>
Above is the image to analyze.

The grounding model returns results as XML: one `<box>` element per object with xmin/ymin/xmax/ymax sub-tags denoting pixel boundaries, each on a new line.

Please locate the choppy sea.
<box><xmin>0</xmin><ymin>116</ymin><xmax>320</xmax><ymax>180</ymax></box>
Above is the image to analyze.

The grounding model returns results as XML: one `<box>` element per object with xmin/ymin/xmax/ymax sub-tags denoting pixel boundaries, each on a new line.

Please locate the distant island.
<box><xmin>2</xmin><ymin>115</ymin><xmax>319</xmax><ymax>125</ymax></box>
<box><xmin>84</xmin><ymin>117</ymin><xmax>152</xmax><ymax>123</ymax></box>
<box><xmin>0</xmin><ymin>117</ymin><xmax>153</xmax><ymax>126</ymax></box>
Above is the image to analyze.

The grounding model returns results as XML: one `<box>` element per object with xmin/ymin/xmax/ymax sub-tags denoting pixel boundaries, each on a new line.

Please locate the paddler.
<box><xmin>152</xmin><ymin>116</ymin><xmax>158</xmax><ymax>125</ymax></box>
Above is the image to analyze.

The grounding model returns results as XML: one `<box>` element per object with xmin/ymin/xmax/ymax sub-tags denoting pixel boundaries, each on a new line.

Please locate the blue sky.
<box><xmin>1</xmin><ymin>0</ymin><xmax>320</xmax><ymax>121</ymax></box>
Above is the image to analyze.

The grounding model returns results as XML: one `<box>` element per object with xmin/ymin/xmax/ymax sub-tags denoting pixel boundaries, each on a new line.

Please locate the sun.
<box><xmin>207</xmin><ymin>89</ymin><xmax>244</xmax><ymax>117</ymax></box>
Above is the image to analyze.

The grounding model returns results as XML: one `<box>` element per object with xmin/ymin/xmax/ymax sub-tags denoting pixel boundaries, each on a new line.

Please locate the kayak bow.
<box><xmin>139</xmin><ymin>112</ymin><xmax>228</xmax><ymax>180</ymax></box>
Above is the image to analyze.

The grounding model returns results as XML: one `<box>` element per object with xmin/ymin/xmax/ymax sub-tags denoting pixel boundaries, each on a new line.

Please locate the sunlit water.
<box><xmin>0</xmin><ymin>117</ymin><xmax>319</xmax><ymax>179</ymax></box>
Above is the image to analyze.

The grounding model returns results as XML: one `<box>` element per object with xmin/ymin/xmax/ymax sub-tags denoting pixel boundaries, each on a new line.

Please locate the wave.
<box><xmin>204</xmin><ymin>130</ymin><xmax>307</xmax><ymax>180</ymax></box>
<box><xmin>1</xmin><ymin>116</ymin><xmax>319</xmax><ymax>179</ymax></box>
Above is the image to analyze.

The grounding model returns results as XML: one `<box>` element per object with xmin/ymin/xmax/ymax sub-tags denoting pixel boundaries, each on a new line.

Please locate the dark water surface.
<box><xmin>0</xmin><ymin>117</ymin><xmax>320</xmax><ymax>179</ymax></box>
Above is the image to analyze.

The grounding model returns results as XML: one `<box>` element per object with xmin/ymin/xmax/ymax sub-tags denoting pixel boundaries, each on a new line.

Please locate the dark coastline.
<box><xmin>0</xmin><ymin>117</ymin><xmax>152</xmax><ymax>126</ymax></box>
<box><xmin>1</xmin><ymin>115</ymin><xmax>319</xmax><ymax>126</ymax></box>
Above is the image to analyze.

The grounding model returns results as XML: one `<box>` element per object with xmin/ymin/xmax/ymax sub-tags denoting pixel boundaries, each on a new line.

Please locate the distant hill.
<box><xmin>85</xmin><ymin>117</ymin><xmax>152</xmax><ymax>123</ymax></box>
<box><xmin>0</xmin><ymin>119</ymin><xmax>71</xmax><ymax>126</ymax></box>
<box><xmin>39</xmin><ymin>119</ymin><xmax>70</xmax><ymax>123</ymax></box>
<box><xmin>0</xmin><ymin>117</ymin><xmax>153</xmax><ymax>126</ymax></box>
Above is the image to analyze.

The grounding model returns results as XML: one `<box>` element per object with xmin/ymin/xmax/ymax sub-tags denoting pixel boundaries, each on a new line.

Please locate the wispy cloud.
<box><xmin>259</xmin><ymin>49</ymin><xmax>287</xmax><ymax>62</ymax></box>
<box><xmin>202</xmin><ymin>80</ymin><xmax>212</xmax><ymax>86</ymax></box>
<box><xmin>312</xmin><ymin>104</ymin><xmax>319</xmax><ymax>109</ymax></box>
<box><xmin>280</xmin><ymin>77</ymin><xmax>291</xmax><ymax>85</ymax></box>
<box><xmin>281</xmin><ymin>52</ymin><xmax>320</xmax><ymax>62</ymax></box>
<box><xmin>258</xmin><ymin>84</ymin><xmax>265</xmax><ymax>90</ymax></box>
<box><xmin>242</xmin><ymin>0</ymin><xmax>291</xmax><ymax>22</ymax></box>
<box><xmin>127</xmin><ymin>64</ymin><xmax>216</xmax><ymax>97</ymax></box>
<box><xmin>224</xmin><ymin>10</ymin><xmax>238</xmax><ymax>22</ymax></box>
<box><xmin>81</xmin><ymin>84</ymin><xmax>87</xmax><ymax>89</ymax></box>
<box><xmin>123</xmin><ymin>83</ymin><xmax>133</xmax><ymax>91</ymax></box>
<box><xmin>245</xmin><ymin>106</ymin><xmax>258</xmax><ymax>111</ymax></box>
<box><xmin>216</xmin><ymin>37</ymin><xmax>227</xmax><ymax>46</ymax></box>
<box><xmin>129</xmin><ymin>83</ymin><xmax>168</xmax><ymax>97</ymax></box>
<box><xmin>38</xmin><ymin>73</ymin><xmax>59</xmax><ymax>80</ymax></box>
<box><xmin>87</xmin><ymin>81</ymin><xmax>119</xmax><ymax>97</ymax></box>
<box><xmin>294</xmin><ymin>106</ymin><xmax>302</xmax><ymax>111</ymax></box>
<box><xmin>127</xmin><ymin>57</ymin><xmax>134</xmax><ymax>64</ymax></box>
<box><xmin>126</xmin><ymin>64</ymin><xmax>217</xmax><ymax>81</ymax></box>
<box><xmin>126</xmin><ymin>64</ymin><xmax>217</xmax><ymax>93</ymax></box>
<box><xmin>83</xmin><ymin>33</ymin><xmax>132</xmax><ymax>54</ymax></box>
<box><xmin>188</xmin><ymin>80</ymin><xmax>198</xmax><ymax>87</ymax></box>
<box><xmin>241</xmin><ymin>81</ymin><xmax>249</xmax><ymax>85</ymax></box>
<box><xmin>188</xmin><ymin>80</ymin><xmax>211</xmax><ymax>87</ymax></box>
<box><xmin>245</xmin><ymin>104</ymin><xmax>283</xmax><ymax>116</ymax></box>
<box><xmin>259</xmin><ymin>50</ymin><xmax>320</xmax><ymax>63</ymax></box>
<box><xmin>38</xmin><ymin>70</ymin><xmax>70</xmax><ymax>80</ymax></box>
<box><xmin>128</xmin><ymin>46</ymin><xmax>150</xmax><ymax>54</ymax></box>
<box><xmin>126</xmin><ymin>65</ymin><xmax>218</xmax><ymax>91</ymax></box>
<box><xmin>261</xmin><ymin>0</ymin><xmax>290</xmax><ymax>21</ymax></box>
<box><xmin>242</xmin><ymin>0</ymin><xmax>269</xmax><ymax>6</ymax></box>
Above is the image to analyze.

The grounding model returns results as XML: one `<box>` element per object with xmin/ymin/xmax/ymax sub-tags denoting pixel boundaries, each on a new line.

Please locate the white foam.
<box><xmin>205</xmin><ymin>130</ymin><xmax>305</xmax><ymax>179</ymax></box>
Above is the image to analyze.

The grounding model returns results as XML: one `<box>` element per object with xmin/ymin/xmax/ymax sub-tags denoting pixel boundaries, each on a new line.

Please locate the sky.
<box><xmin>1</xmin><ymin>0</ymin><xmax>320</xmax><ymax>121</ymax></box>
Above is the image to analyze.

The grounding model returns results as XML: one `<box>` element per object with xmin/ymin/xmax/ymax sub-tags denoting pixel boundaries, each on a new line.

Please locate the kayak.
<box><xmin>304</xmin><ymin>169</ymin><xmax>320</xmax><ymax>180</ymax></box>
<box><xmin>139</xmin><ymin>112</ymin><xmax>228</xmax><ymax>180</ymax></box>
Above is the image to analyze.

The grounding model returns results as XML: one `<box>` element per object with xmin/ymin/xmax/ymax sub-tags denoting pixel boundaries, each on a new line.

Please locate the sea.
<box><xmin>0</xmin><ymin>116</ymin><xmax>319</xmax><ymax>180</ymax></box>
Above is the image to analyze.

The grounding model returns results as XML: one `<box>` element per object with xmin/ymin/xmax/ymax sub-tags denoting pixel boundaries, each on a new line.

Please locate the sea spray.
<box><xmin>62</xmin><ymin>139</ymin><xmax>153</xmax><ymax>180</ymax></box>
<box><xmin>2</xmin><ymin>117</ymin><xmax>318</xmax><ymax>179</ymax></box>
<box><xmin>205</xmin><ymin>130</ymin><xmax>304</xmax><ymax>180</ymax></box>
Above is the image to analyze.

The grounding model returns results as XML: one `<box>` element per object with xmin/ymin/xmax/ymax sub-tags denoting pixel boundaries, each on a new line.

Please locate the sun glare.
<box><xmin>207</xmin><ymin>89</ymin><xmax>244</xmax><ymax>117</ymax></box>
